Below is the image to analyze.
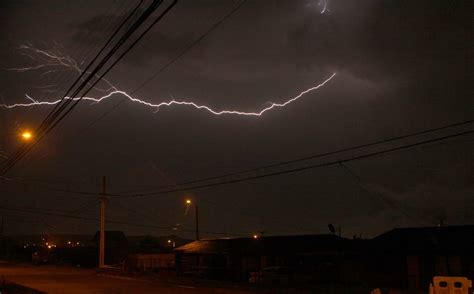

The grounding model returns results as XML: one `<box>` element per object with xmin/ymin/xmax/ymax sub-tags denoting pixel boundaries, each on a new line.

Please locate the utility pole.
<box><xmin>195</xmin><ymin>204</ymin><xmax>199</xmax><ymax>241</ymax></box>
<box><xmin>99</xmin><ymin>176</ymin><xmax>107</xmax><ymax>268</ymax></box>
<box><xmin>435</xmin><ymin>215</ymin><xmax>446</xmax><ymax>227</ymax></box>
<box><xmin>0</xmin><ymin>216</ymin><xmax>3</xmax><ymax>256</ymax></box>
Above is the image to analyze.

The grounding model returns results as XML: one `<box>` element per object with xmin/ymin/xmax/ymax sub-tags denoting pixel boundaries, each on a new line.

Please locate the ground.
<box><xmin>0</xmin><ymin>261</ymin><xmax>253</xmax><ymax>294</ymax></box>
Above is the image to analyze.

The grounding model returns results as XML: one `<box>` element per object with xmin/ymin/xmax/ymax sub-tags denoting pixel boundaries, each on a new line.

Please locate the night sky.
<box><xmin>0</xmin><ymin>0</ymin><xmax>472</xmax><ymax>239</ymax></box>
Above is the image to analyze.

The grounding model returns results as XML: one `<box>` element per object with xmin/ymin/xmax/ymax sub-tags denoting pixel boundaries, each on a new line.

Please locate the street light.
<box><xmin>20</xmin><ymin>131</ymin><xmax>33</xmax><ymax>141</ymax></box>
<box><xmin>185</xmin><ymin>199</ymin><xmax>199</xmax><ymax>241</ymax></box>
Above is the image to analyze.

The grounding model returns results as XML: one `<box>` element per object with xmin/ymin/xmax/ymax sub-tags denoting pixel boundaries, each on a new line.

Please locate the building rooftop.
<box><xmin>175</xmin><ymin>234</ymin><xmax>354</xmax><ymax>255</ymax></box>
<box><xmin>373</xmin><ymin>225</ymin><xmax>474</xmax><ymax>252</ymax></box>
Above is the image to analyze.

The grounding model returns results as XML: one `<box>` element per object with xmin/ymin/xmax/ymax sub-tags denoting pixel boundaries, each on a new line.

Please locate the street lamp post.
<box><xmin>186</xmin><ymin>199</ymin><xmax>199</xmax><ymax>241</ymax></box>
<box><xmin>195</xmin><ymin>203</ymin><xmax>199</xmax><ymax>241</ymax></box>
<box><xmin>99</xmin><ymin>176</ymin><xmax>107</xmax><ymax>268</ymax></box>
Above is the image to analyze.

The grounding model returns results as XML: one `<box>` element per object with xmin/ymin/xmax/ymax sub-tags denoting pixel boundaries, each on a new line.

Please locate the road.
<box><xmin>0</xmin><ymin>261</ymin><xmax>253</xmax><ymax>294</ymax></box>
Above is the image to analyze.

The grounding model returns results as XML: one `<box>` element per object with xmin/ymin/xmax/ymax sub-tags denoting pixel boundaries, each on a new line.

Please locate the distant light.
<box><xmin>47</xmin><ymin>245</ymin><xmax>52</xmax><ymax>249</ymax></box>
<box><xmin>253</xmin><ymin>234</ymin><xmax>258</xmax><ymax>239</ymax></box>
<box><xmin>185</xmin><ymin>199</ymin><xmax>192</xmax><ymax>205</ymax></box>
<box><xmin>167</xmin><ymin>239</ymin><xmax>172</xmax><ymax>243</ymax></box>
<box><xmin>21</xmin><ymin>131</ymin><xmax>33</xmax><ymax>141</ymax></box>
<box><xmin>45</xmin><ymin>242</ymin><xmax>49</xmax><ymax>245</ymax></box>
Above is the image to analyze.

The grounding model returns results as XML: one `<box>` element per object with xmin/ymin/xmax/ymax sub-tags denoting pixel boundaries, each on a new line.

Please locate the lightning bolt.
<box><xmin>306</xmin><ymin>0</ymin><xmax>330</xmax><ymax>14</ymax></box>
<box><xmin>1</xmin><ymin>44</ymin><xmax>336</xmax><ymax>117</ymax></box>
<box><xmin>4</xmin><ymin>44</ymin><xmax>117</xmax><ymax>93</ymax></box>
<box><xmin>318</xmin><ymin>0</ymin><xmax>330</xmax><ymax>13</ymax></box>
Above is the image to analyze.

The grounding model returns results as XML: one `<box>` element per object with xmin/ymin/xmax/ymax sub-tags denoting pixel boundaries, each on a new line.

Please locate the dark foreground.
<box><xmin>0</xmin><ymin>261</ymin><xmax>254</xmax><ymax>294</ymax></box>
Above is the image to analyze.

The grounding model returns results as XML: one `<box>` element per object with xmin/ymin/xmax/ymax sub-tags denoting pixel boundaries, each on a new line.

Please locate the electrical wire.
<box><xmin>0</xmin><ymin>204</ymin><xmax>245</xmax><ymax>237</ymax></box>
<box><xmin>0</xmin><ymin>0</ymin><xmax>146</xmax><ymax>174</ymax></box>
<box><xmin>121</xmin><ymin>119</ymin><xmax>474</xmax><ymax>194</ymax></box>
<box><xmin>71</xmin><ymin>0</ymin><xmax>248</xmax><ymax>139</ymax></box>
<box><xmin>1</xmin><ymin>120</ymin><xmax>472</xmax><ymax>199</ymax></box>
<box><xmin>120</xmin><ymin>128</ymin><xmax>474</xmax><ymax>197</ymax></box>
<box><xmin>0</xmin><ymin>0</ymin><xmax>169</xmax><ymax>175</ymax></box>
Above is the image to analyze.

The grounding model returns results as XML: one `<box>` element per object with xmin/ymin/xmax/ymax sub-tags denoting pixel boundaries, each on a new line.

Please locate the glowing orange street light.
<box><xmin>185</xmin><ymin>199</ymin><xmax>192</xmax><ymax>205</ymax></box>
<box><xmin>253</xmin><ymin>234</ymin><xmax>259</xmax><ymax>239</ymax></box>
<box><xmin>21</xmin><ymin>131</ymin><xmax>33</xmax><ymax>141</ymax></box>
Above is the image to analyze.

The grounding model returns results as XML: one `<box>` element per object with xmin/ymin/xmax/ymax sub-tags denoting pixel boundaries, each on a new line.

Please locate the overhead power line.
<box><xmin>120</xmin><ymin>128</ymin><xmax>474</xmax><ymax>198</ymax></box>
<box><xmin>0</xmin><ymin>205</ymin><xmax>244</xmax><ymax>237</ymax></box>
<box><xmin>112</xmin><ymin>200</ymin><xmax>250</xmax><ymax>235</ymax></box>
<box><xmin>1</xmin><ymin>0</ymin><xmax>179</xmax><ymax>176</ymax></box>
<box><xmin>45</xmin><ymin>0</ymin><xmax>177</xmax><ymax>135</ymax></box>
<box><xmin>39</xmin><ymin>0</ymin><xmax>143</xmax><ymax>127</ymax></box>
<box><xmin>337</xmin><ymin>162</ymin><xmax>427</xmax><ymax>226</ymax></box>
<box><xmin>0</xmin><ymin>0</ymin><xmax>148</xmax><ymax>175</ymax></box>
<box><xmin>1</xmin><ymin>119</ymin><xmax>472</xmax><ymax>198</ymax></box>
<box><xmin>117</xmin><ymin>119</ymin><xmax>474</xmax><ymax>195</ymax></box>
<box><xmin>73</xmin><ymin>0</ymin><xmax>248</xmax><ymax>138</ymax></box>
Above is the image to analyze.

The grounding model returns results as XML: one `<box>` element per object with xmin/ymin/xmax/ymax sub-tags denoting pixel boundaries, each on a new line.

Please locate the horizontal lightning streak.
<box><xmin>2</xmin><ymin>44</ymin><xmax>336</xmax><ymax>117</ymax></box>
<box><xmin>1</xmin><ymin>73</ymin><xmax>336</xmax><ymax>116</ymax></box>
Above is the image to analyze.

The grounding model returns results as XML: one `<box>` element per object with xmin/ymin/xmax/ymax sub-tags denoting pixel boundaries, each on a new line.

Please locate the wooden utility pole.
<box><xmin>99</xmin><ymin>176</ymin><xmax>106</xmax><ymax>268</ymax></box>
<box><xmin>195</xmin><ymin>204</ymin><xmax>199</xmax><ymax>241</ymax></box>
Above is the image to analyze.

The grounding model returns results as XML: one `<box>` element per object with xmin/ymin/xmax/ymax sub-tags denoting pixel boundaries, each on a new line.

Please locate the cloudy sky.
<box><xmin>0</xmin><ymin>0</ymin><xmax>472</xmax><ymax>239</ymax></box>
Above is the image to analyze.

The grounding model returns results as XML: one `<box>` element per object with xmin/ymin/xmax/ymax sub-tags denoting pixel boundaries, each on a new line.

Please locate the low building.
<box><xmin>124</xmin><ymin>235</ymin><xmax>189</xmax><ymax>273</ymax></box>
<box><xmin>175</xmin><ymin>234</ymin><xmax>365</xmax><ymax>283</ymax></box>
<box><xmin>174</xmin><ymin>225</ymin><xmax>474</xmax><ymax>291</ymax></box>
<box><xmin>368</xmin><ymin>225</ymin><xmax>474</xmax><ymax>290</ymax></box>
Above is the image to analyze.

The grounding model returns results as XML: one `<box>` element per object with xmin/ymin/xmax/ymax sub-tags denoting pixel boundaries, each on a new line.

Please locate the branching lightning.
<box><xmin>1</xmin><ymin>44</ymin><xmax>336</xmax><ymax>117</ymax></box>
<box><xmin>4</xmin><ymin>44</ymin><xmax>117</xmax><ymax>93</ymax></box>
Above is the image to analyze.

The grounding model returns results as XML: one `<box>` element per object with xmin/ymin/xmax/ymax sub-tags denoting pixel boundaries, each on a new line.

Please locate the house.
<box><xmin>124</xmin><ymin>235</ymin><xmax>192</xmax><ymax>273</ymax></box>
<box><xmin>367</xmin><ymin>225</ymin><xmax>474</xmax><ymax>290</ymax></box>
<box><xmin>174</xmin><ymin>225</ymin><xmax>474</xmax><ymax>291</ymax></box>
<box><xmin>174</xmin><ymin>234</ymin><xmax>366</xmax><ymax>283</ymax></box>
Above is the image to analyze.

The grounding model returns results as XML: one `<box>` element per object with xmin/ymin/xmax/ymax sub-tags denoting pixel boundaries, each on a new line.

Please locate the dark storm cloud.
<box><xmin>288</xmin><ymin>1</ymin><xmax>469</xmax><ymax>81</ymax></box>
<box><xmin>0</xmin><ymin>0</ymin><xmax>472</xmax><ymax>237</ymax></box>
<box><xmin>72</xmin><ymin>11</ymin><xmax>196</xmax><ymax>67</ymax></box>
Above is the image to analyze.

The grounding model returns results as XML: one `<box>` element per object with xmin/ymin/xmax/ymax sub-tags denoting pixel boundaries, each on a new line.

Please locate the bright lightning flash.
<box><xmin>1</xmin><ymin>44</ymin><xmax>336</xmax><ymax>117</ymax></box>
